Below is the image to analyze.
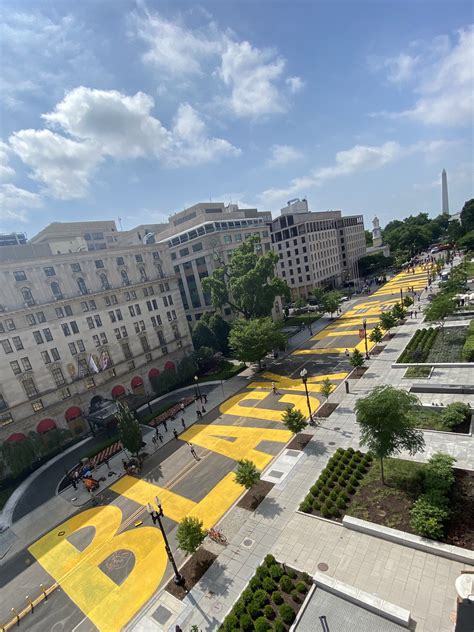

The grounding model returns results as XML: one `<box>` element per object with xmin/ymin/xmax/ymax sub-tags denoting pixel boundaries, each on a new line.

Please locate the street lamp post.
<box><xmin>307</xmin><ymin>310</ymin><xmax>313</xmax><ymax>335</ymax></box>
<box><xmin>147</xmin><ymin>498</ymin><xmax>185</xmax><ymax>586</ymax></box>
<box><xmin>300</xmin><ymin>368</ymin><xmax>314</xmax><ymax>426</ymax></box>
<box><xmin>194</xmin><ymin>375</ymin><xmax>202</xmax><ymax>399</ymax></box>
<box><xmin>399</xmin><ymin>287</ymin><xmax>403</xmax><ymax>307</ymax></box>
<box><xmin>362</xmin><ymin>318</ymin><xmax>370</xmax><ymax>360</ymax></box>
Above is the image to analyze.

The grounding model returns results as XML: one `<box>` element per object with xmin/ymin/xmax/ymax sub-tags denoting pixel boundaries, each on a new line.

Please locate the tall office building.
<box><xmin>0</xmin><ymin>233</ymin><xmax>192</xmax><ymax>441</ymax></box>
<box><xmin>442</xmin><ymin>169</ymin><xmax>449</xmax><ymax>215</ymax></box>
<box><xmin>271</xmin><ymin>199</ymin><xmax>366</xmax><ymax>300</ymax></box>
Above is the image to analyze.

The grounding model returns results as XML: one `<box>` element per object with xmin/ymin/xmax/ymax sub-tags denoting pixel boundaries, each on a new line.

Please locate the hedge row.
<box><xmin>398</xmin><ymin>327</ymin><xmax>439</xmax><ymax>363</ymax></box>
<box><xmin>220</xmin><ymin>555</ymin><xmax>311</xmax><ymax>632</ymax></box>
<box><xmin>461</xmin><ymin>319</ymin><xmax>474</xmax><ymax>362</ymax></box>
<box><xmin>299</xmin><ymin>448</ymin><xmax>373</xmax><ymax>519</ymax></box>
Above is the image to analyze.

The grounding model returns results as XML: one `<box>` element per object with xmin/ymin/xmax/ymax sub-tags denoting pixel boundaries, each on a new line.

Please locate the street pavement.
<box><xmin>2</xmin><ymin>262</ymin><xmax>472</xmax><ymax>632</ymax></box>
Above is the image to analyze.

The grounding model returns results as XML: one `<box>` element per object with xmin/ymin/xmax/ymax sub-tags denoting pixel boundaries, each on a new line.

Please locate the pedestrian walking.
<box><xmin>345</xmin><ymin>348</ymin><xmax>350</xmax><ymax>357</ymax></box>
<box><xmin>203</xmin><ymin>393</ymin><xmax>207</xmax><ymax>404</ymax></box>
<box><xmin>414</xmin><ymin>310</ymin><xmax>418</xmax><ymax>318</ymax></box>
<box><xmin>175</xmin><ymin>626</ymin><xmax>183</xmax><ymax>632</ymax></box>
<box><xmin>181</xmin><ymin>417</ymin><xmax>186</xmax><ymax>429</ymax></box>
<box><xmin>104</xmin><ymin>458</ymin><xmax>110</xmax><ymax>471</ymax></box>
<box><xmin>189</xmin><ymin>443</ymin><xmax>199</xmax><ymax>461</ymax></box>
<box><xmin>163</xmin><ymin>420</ymin><xmax>168</xmax><ymax>432</ymax></box>
<box><xmin>152</xmin><ymin>435</ymin><xmax>158</xmax><ymax>448</ymax></box>
<box><xmin>196</xmin><ymin>409</ymin><xmax>202</xmax><ymax>419</ymax></box>
<box><xmin>180</xmin><ymin>402</ymin><xmax>185</xmax><ymax>413</ymax></box>
<box><xmin>271</xmin><ymin>381</ymin><xmax>278</xmax><ymax>394</ymax></box>
<box><xmin>173</xmin><ymin>429</ymin><xmax>179</xmax><ymax>440</ymax></box>
<box><xmin>410</xmin><ymin>311</ymin><xmax>413</xmax><ymax>318</ymax></box>
<box><xmin>71</xmin><ymin>474</ymin><xmax>77</xmax><ymax>490</ymax></box>
<box><xmin>201</xmin><ymin>405</ymin><xmax>206</xmax><ymax>414</ymax></box>
<box><xmin>157</xmin><ymin>432</ymin><xmax>163</xmax><ymax>443</ymax></box>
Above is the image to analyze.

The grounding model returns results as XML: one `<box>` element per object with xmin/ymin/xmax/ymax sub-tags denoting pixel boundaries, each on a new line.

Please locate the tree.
<box><xmin>1</xmin><ymin>436</ymin><xmax>38</xmax><ymax>478</ymax></box>
<box><xmin>379</xmin><ymin>310</ymin><xmax>397</xmax><ymax>332</ymax></box>
<box><xmin>460</xmin><ymin>198</ymin><xmax>474</xmax><ymax>233</ymax></box>
<box><xmin>369</xmin><ymin>325</ymin><xmax>383</xmax><ymax>344</ymax></box>
<box><xmin>349</xmin><ymin>349</ymin><xmax>365</xmax><ymax>368</ymax></box>
<box><xmin>358</xmin><ymin>253</ymin><xmax>395</xmax><ymax>277</ymax></box>
<box><xmin>281</xmin><ymin>407</ymin><xmax>307</xmax><ymax>434</ymax></box>
<box><xmin>176</xmin><ymin>516</ymin><xmax>207</xmax><ymax>555</ymax></box>
<box><xmin>202</xmin><ymin>235</ymin><xmax>290</xmax><ymax>320</ymax></box>
<box><xmin>235</xmin><ymin>459</ymin><xmax>261</xmax><ymax>489</ymax></box>
<box><xmin>229</xmin><ymin>318</ymin><xmax>286</xmax><ymax>367</ymax></box>
<box><xmin>207</xmin><ymin>313</ymin><xmax>231</xmax><ymax>355</ymax></box>
<box><xmin>319</xmin><ymin>378</ymin><xmax>334</xmax><ymax>400</ymax></box>
<box><xmin>193</xmin><ymin>345</ymin><xmax>215</xmax><ymax>371</ymax></box>
<box><xmin>116</xmin><ymin>402</ymin><xmax>142</xmax><ymax>457</ymax></box>
<box><xmin>402</xmin><ymin>295</ymin><xmax>414</xmax><ymax>308</ymax></box>
<box><xmin>458</xmin><ymin>230</ymin><xmax>474</xmax><ymax>251</ymax></box>
<box><xmin>391</xmin><ymin>303</ymin><xmax>407</xmax><ymax>321</ymax></box>
<box><xmin>192</xmin><ymin>319</ymin><xmax>217</xmax><ymax>351</ymax></box>
<box><xmin>424</xmin><ymin>294</ymin><xmax>455</xmax><ymax>322</ymax></box>
<box><xmin>354</xmin><ymin>386</ymin><xmax>425</xmax><ymax>484</ymax></box>
<box><xmin>321</xmin><ymin>291</ymin><xmax>341</xmax><ymax>317</ymax></box>
<box><xmin>365</xmin><ymin>230</ymin><xmax>373</xmax><ymax>246</ymax></box>
<box><xmin>177</xmin><ymin>354</ymin><xmax>197</xmax><ymax>384</ymax></box>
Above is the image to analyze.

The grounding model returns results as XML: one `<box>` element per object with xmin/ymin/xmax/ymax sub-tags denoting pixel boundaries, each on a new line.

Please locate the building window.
<box><xmin>41</xmin><ymin>350</ymin><xmax>51</xmax><ymax>364</ymax></box>
<box><xmin>5</xmin><ymin>319</ymin><xmax>15</xmax><ymax>331</ymax></box>
<box><xmin>94</xmin><ymin>314</ymin><xmax>102</xmax><ymax>327</ymax></box>
<box><xmin>135</xmin><ymin>254</ymin><xmax>143</xmax><ymax>263</ymax></box>
<box><xmin>122</xmin><ymin>343</ymin><xmax>132</xmax><ymax>360</ymax></box>
<box><xmin>22</xmin><ymin>377</ymin><xmax>38</xmax><ymax>399</ymax></box>
<box><xmin>100</xmin><ymin>273</ymin><xmax>110</xmax><ymax>290</ymax></box>
<box><xmin>55</xmin><ymin>307</ymin><xmax>64</xmax><ymax>318</ymax></box>
<box><xmin>223</xmin><ymin>235</ymin><xmax>232</xmax><ymax>244</ymax></box>
<box><xmin>44</xmin><ymin>266</ymin><xmax>56</xmax><ymax>276</ymax></box>
<box><xmin>120</xmin><ymin>326</ymin><xmax>128</xmax><ymax>338</ymax></box>
<box><xmin>93</xmin><ymin>334</ymin><xmax>100</xmax><ymax>347</ymax></box>
<box><xmin>127</xmin><ymin>360</ymin><xmax>135</xmax><ymax>371</ymax></box>
<box><xmin>77</xmin><ymin>339</ymin><xmax>85</xmax><ymax>352</ymax></box>
<box><xmin>140</xmin><ymin>335</ymin><xmax>150</xmax><ymax>352</ymax></box>
<box><xmin>26</xmin><ymin>314</ymin><xmax>36</xmax><ymax>325</ymax></box>
<box><xmin>116</xmin><ymin>257</ymin><xmax>124</xmax><ymax>266</ymax></box>
<box><xmin>192</xmin><ymin>242</ymin><xmax>203</xmax><ymax>252</ymax></box>
<box><xmin>37</xmin><ymin>311</ymin><xmax>46</xmax><ymax>323</ymax></box>
<box><xmin>21</xmin><ymin>287</ymin><xmax>35</xmax><ymax>306</ymax></box>
<box><xmin>161</xmin><ymin>346</ymin><xmax>168</xmax><ymax>355</ymax></box>
<box><xmin>138</xmin><ymin>266</ymin><xmax>147</xmax><ymax>281</ymax></box>
<box><xmin>12</xmin><ymin>336</ymin><xmax>24</xmax><ymax>351</ymax></box>
<box><xmin>51</xmin><ymin>348</ymin><xmax>60</xmax><ymax>361</ymax></box>
<box><xmin>43</xmin><ymin>328</ymin><xmax>53</xmax><ymax>342</ymax></box>
<box><xmin>68</xmin><ymin>342</ymin><xmax>77</xmax><ymax>355</ymax></box>
<box><xmin>51</xmin><ymin>282</ymin><xmax>63</xmax><ymax>300</ymax></box>
<box><xmin>100</xmin><ymin>333</ymin><xmax>108</xmax><ymax>345</ymax></box>
<box><xmin>77</xmin><ymin>278</ymin><xmax>88</xmax><ymax>295</ymax></box>
<box><xmin>0</xmin><ymin>394</ymin><xmax>8</xmax><ymax>411</ymax></box>
<box><xmin>85</xmin><ymin>377</ymin><xmax>95</xmax><ymax>389</ymax></box>
<box><xmin>0</xmin><ymin>412</ymin><xmax>13</xmax><ymax>426</ymax></box>
<box><xmin>60</xmin><ymin>388</ymin><xmax>71</xmax><ymax>400</ymax></box>
<box><xmin>14</xmin><ymin>270</ymin><xmax>27</xmax><ymax>281</ymax></box>
<box><xmin>95</xmin><ymin>260</ymin><xmax>104</xmax><ymax>269</ymax></box>
<box><xmin>10</xmin><ymin>360</ymin><xmax>21</xmax><ymax>375</ymax></box>
<box><xmin>51</xmin><ymin>365</ymin><xmax>66</xmax><ymax>387</ymax></box>
<box><xmin>71</xmin><ymin>263</ymin><xmax>81</xmax><ymax>273</ymax></box>
<box><xmin>21</xmin><ymin>357</ymin><xmax>32</xmax><ymax>371</ymax></box>
<box><xmin>145</xmin><ymin>352</ymin><xmax>152</xmax><ymax>362</ymax></box>
<box><xmin>62</xmin><ymin>324</ymin><xmax>71</xmax><ymax>336</ymax></box>
<box><xmin>121</xmin><ymin>270</ymin><xmax>130</xmax><ymax>286</ymax></box>
<box><xmin>33</xmin><ymin>330</ymin><xmax>44</xmax><ymax>344</ymax></box>
<box><xmin>66</xmin><ymin>305</ymin><xmax>74</xmax><ymax>316</ymax></box>
<box><xmin>82</xmin><ymin>301</ymin><xmax>90</xmax><ymax>312</ymax></box>
<box><xmin>31</xmin><ymin>399</ymin><xmax>44</xmax><ymax>413</ymax></box>
<box><xmin>87</xmin><ymin>316</ymin><xmax>95</xmax><ymax>329</ymax></box>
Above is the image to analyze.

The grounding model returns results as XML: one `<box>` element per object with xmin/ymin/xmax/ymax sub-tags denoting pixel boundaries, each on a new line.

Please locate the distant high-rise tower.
<box><xmin>442</xmin><ymin>169</ymin><xmax>449</xmax><ymax>215</ymax></box>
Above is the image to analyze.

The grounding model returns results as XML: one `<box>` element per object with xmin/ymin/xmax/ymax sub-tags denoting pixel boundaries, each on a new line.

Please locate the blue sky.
<box><xmin>0</xmin><ymin>0</ymin><xmax>472</xmax><ymax>236</ymax></box>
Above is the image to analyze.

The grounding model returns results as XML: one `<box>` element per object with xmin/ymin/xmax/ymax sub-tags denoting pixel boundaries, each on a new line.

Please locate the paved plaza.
<box><xmin>0</xmin><ymin>263</ymin><xmax>472</xmax><ymax>632</ymax></box>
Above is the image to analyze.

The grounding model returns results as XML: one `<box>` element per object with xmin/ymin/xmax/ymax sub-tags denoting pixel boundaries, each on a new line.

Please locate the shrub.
<box><xmin>338</xmin><ymin>475</ymin><xmax>346</xmax><ymax>486</ymax></box>
<box><xmin>318</xmin><ymin>491</ymin><xmax>327</xmax><ymax>503</ymax></box>
<box><xmin>299</xmin><ymin>497</ymin><xmax>313</xmax><ymax>513</ymax></box>
<box><xmin>253</xmin><ymin>589</ymin><xmax>269</xmax><ymax>609</ymax></box>
<box><xmin>254</xmin><ymin>616</ymin><xmax>271</xmax><ymax>632</ymax></box>
<box><xmin>249</xmin><ymin>577</ymin><xmax>262</xmax><ymax>591</ymax></box>
<box><xmin>264</xmin><ymin>553</ymin><xmax>276</xmax><ymax>566</ymax></box>
<box><xmin>239</xmin><ymin>613</ymin><xmax>253</xmax><ymax>631</ymax></box>
<box><xmin>349</xmin><ymin>474</ymin><xmax>358</xmax><ymax>486</ymax></box>
<box><xmin>273</xmin><ymin>619</ymin><xmax>285</xmax><ymax>632</ymax></box>
<box><xmin>302</xmin><ymin>571</ymin><xmax>312</xmax><ymax>584</ymax></box>
<box><xmin>329</xmin><ymin>489</ymin><xmax>338</xmax><ymax>502</ymax></box>
<box><xmin>255</xmin><ymin>565</ymin><xmax>270</xmax><ymax>580</ymax></box>
<box><xmin>321</xmin><ymin>502</ymin><xmax>333</xmax><ymax>518</ymax></box>
<box><xmin>296</xmin><ymin>581</ymin><xmax>308</xmax><ymax>593</ymax></box>
<box><xmin>287</xmin><ymin>568</ymin><xmax>297</xmax><ymax>580</ymax></box>
<box><xmin>247</xmin><ymin>604</ymin><xmax>262</xmax><ymax>621</ymax></box>
<box><xmin>279</xmin><ymin>575</ymin><xmax>293</xmax><ymax>593</ymax></box>
<box><xmin>336</xmin><ymin>496</ymin><xmax>346</xmax><ymax>509</ymax></box>
<box><xmin>312</xmin><ymin>498</ymin><xmax>321</xmax><ymax>511</ymax></box>
<box><xmin>310</xmin><ymin>484</ymin><xmax>320</xmax><ymax>496</ymax></box>
<box><xmin>354</xmin><ymin>470</ymin><xmax>363</xmax><ymax>480</ymax></box>
<box><xmin>441</xmin><ymin>402</ymin><xmax>470</xmax><ymax>429</ymax></box>
<box><xmin>331</xmin><ymin>507</ymin><xmax>341</xmax><ymax>518</ymax></box>
<box><xmin>269</xmin><ymin>564</ymin><xmax>283</xmax><ymax>580</ymax></box>
<box><xmin>279</xmin><ymin>604</ymin><xmax>296</xmax><ymax>624</ymax></box>
<box><xmin>347</xmin><ymin>484</ymin><xmax>356</xmax><ymax>494</ymax></box>
<box><xmin>410</xmin><ymin>497</ymin><xmax>449</xmax><ymax>540</ymax></box>
<box><xmin>461</xmin><ymin>333</ymin><xmax>474</xmax><ymax>361</ymax></box>
<box><xmin>223</xmin><ymin>614</ymin><xmax>238</xmax><ymax>631</ymax></box>
<box><xmin>262</xmin><ymin>577</ymin><xmax>277</xmax><ymax>593</ymax></box>
<box><xmin>232</xmin><ymin>601</ymin><xmax>246</xmax><ymax>618</ymax></box>
<box><xmin>357</xmin><ymin>463</ymin><xmax>366</xmax><ymax>473</ymax></box>
<box><xmin>353</xmin><ymin>452</ymin><xmax>362</xmax><ymax>462</ymax></box>
<box><xmin>263</xmin><ymin>604</ymin><xmax>275</xmax><ymax>620</ymax></box>
<box><xmin>272</xmin><ymin>591</ymin><xmax>283</xmax><ymax>605</ymax></box>
<box><xmin>423</xmin><ymin>452</ymin><xmax>456</xmax><ymax>494</ymax></box>
<box><xmin>327</xmin><ymin>478</ymin><xmax>336</xmax><ymax>488</ymax></box>
<box><xmin>291</xmin><ymin>589</ymin><xmax>301</xmax><ymax>603</ymax></box>
<box><xmin>339</xmin><ymin>491</ymin><xmax>348</xmax><ymax>502</ymax></box>
<box><xmin>347</xmin><ymin>447</ymin><xmax>355</xmax><ymax>454</ymax></box>
<box><xmin>241</xmin><ymin>588</ymin><xmax>253</xmax><ymax>604</ymax></box>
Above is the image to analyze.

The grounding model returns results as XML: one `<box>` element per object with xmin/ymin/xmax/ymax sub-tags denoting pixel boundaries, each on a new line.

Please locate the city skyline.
<box><xmin>0</xmin><ymin>1</ymin><xmax>472</xmax><ymax>235</ymax></box>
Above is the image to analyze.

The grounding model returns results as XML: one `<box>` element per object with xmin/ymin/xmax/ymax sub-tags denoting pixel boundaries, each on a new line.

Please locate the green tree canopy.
<box><xmin>379</xmin><ymin>311</ymin><xmax>397</xmax><ymax>331</ymax></box>
<box><xmin>355</xmin><ymin>386</ymin><xmax>425</xmax><ymax>483</ymax></box>
<box><xmin>424</xmin><ymin>294</ymin><xmax>456</xmax><ymax>322</ymax></box>
<box><xmin>229</xmin><ymin>318</ymin><xmax>286</xmax><ymax>366</ymax></box>
<box><xmin>176</xmin><ymin>516</ymin><xmax>207</xmax><ymax>555</ymax></box>
<box><xmin>281</xmin><ymin>406</ymin><xmax>307</xmax><ymax>434</ymax></box>
<box><xmin>234</xmin><ymin>459</ymin><xmax>260</xmax><ymax>489</ymax></box>
<box><xmin>192</xmin><ymin>313</ymin><xmax>231</xmax><ymax>355</ymax></box>
<box><xmin>358</xmin><ymin>253</ymin><xmax>395</xmax><ymax>277</ymax></box>
<box><xmin>202</xmin><ymin>235</ymin><xmax>290</xmax><ymax>320</ymax></box>
<box><xmin>116</xmin><ymin>402</ymin><xmax>142</xmax><ymax>456</ymax></box>
<box><xmin>321</xmin><ymin>291</ymin><xmax>342</xmax><ymax>317</ymax></box>
<box><xmin>365</xmin><ymin>230</ymin><xmax>373</xmax><ymax>246</ymax></box>
<box><xmin>192</xmin><ymin>319</ymin><xmax>218</xmax><ymax>351</ymax></box>
<box><xmin>391</xmin><ymin>303</ymin><xmax>407</xmax><ymax>321</ymax></box>
<box><xmin>350</xmin><ymin>348</ymin><xmax>365</xmax><ymax>368</ymax></box>
<box><xmin>369</xmin><ymin>325</ymin><xmax>383</xmax><ymax>344</ymax></box>
<box><xmin>458</xmin><ymin>230</ymin><xmax>474</xmax><ymax>251</ymax></box>
<box><xmin>460</xmin><ymin>199</ymin><xmax>474</xmax><ymax>233</ymax></box>
<box><xmin>320</xmin><ymin>377</ymin><xmax>334</xmax><ymax>400</ymax></box>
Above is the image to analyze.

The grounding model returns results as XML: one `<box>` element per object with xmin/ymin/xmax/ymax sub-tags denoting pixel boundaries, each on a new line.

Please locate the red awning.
<box><xmin>148</xmin><ymin>368</ymin><xmax>160</xmax><ymax>378</ymax></box>
<box><xmin>37</xmin><ymin>418</ymin><xmax>57</xmax><ymax>434</ymax></box>
<box><xmin>6</xmin><ymin>433</ymin><xmax>27</xmax><ymax>442</ymax></box>
<box><xmin>65</xmin><ymin>406</ymin><xmax>82</xmax><ymax>421</ymax></box>
<box><xmin>111</xmin><ymin>385</ymin><xmax>125</xmax><ymax>399</ymax></box>
<box><xmin>131</xmin><ymin>376</ymin><xmax>143</xmax><ymax>388</ymax></box>
<box><xmin>164</xmin><ymin>361</ymin><xmax>176</xmax><ymax>371</ymax></box>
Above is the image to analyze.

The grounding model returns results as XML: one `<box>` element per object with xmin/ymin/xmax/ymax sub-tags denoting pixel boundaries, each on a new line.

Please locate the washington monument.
<box><xmin>442</xmin><ymin>169</ymin><xmax>449</xmax><ymax>215</ymax></box>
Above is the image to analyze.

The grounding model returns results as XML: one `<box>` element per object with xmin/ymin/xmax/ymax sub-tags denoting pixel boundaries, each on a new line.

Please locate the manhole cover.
<box><xmin>151</xmin><ymin>605</ymin><xmax>172</xmax><ymax>625</ymax></box>
<box><xmin>57</xmin><ymin>530</ymin><xmax>66</xmax><ymax>536</ymax></box>
<box><xmin>318</xmin><ymin>562</ymin><xmax>329</xmax><ymax>572</ymax></box>
<box><xmin>268</xmin><ymin>470</ymin><xmax>283</xmax><ymax>478</ymax></box>
<box><xmin>242</xmin><ymin>538</ymin><xmax>254</xmax><ymax>548</ymax></box>
<box><xmin>286</xmin><ymin>450</ymin><xmax>300</xmax><ymax>457</ymax></box>
<box><xmin>328</xmin><ymin>442</ymin><xmax>336</xmax><ymax>446</ymax></box>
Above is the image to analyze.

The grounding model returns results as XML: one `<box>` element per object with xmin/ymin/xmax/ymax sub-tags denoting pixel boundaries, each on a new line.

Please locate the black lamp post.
<box><xmin>399</xmin><ymin>287</ymin><xmax>403</xmax><ymax>307</ymax></box>
<box><xmin>147</xmin><ymin>498</ymin><xmax>185</xmax><ymax>586</ymax></box>
<box><xmin>194</xmin><ymin>375</ymin><xmax>201</xmax><ymax>399</ymax></box>
<box><xmin>307</xmin><ymin>310</ymin><xmax>313</xmax><ymax>335</ymax></box>
<box><xmin>362</xmin><ymin>318</ymin><xmax>370</xmax><ymax>360</ymax></box>
<box><xmin>300</xmin><ymin>368</ymin><xmax>314</xmax><ymax>426</ymax></box>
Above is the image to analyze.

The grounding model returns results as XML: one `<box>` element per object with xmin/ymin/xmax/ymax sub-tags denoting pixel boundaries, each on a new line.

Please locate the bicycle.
<box><xmin>208</xmin><ymin>527</ymin><xmax>228</xmax><ymax>545</ymax></box>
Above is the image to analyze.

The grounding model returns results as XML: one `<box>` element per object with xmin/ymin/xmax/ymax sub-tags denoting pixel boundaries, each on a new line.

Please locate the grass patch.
<box><xmin>426</xmin><ymin>326</ymin><xmax>468</xmax><ymax>363</ymax></box>
<box><xmin>197</xmin><ymin>361</ymin><xmax>245</xmax><ymax>382</ymax></box>
<box><xmin>345</xmin><ymin>458</ymin><xmax>424</xmax><ymax>533</ymax></box>
<box><xmin>398</xmin><ymin>327</ymin><xmax>438</xmax><ymax>363</ymax></box>
<box><xmin>403</xmin><ymin>365</ymin><xmax>432</xmax><ymax>378</ymax></box>
<box><xmin>137</xmin><ymin>400</ymin><xmax>179</xmax><ymax>424</ymax></box>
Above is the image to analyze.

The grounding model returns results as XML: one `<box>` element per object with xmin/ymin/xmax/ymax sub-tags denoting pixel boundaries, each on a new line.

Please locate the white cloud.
<box><xmin>0</xmin><ymin>11</ymin><xmax>104</xmax><ymax>109</ymax></box>
<box><xmin>10</xmin><ymin>88</ymin><xmax>240</xmax><ymax>199</ymax></box>
<box><xmin>369</xmin><ymin>53</ymin><xmax>419</xmax><ymax>83</ymax></box>
<box><xmin>131</xmin><ymin>6</ymin><xmax>222</xmax><ymax>76</ymax></box>
<box><xmin>286</xmin><ymin>76</ymin><xmax>305</xmax><ymax>93</ymax></box>
<box><xmin>0</xmin><ymin>183</ymin><xmax>43</xmax><ymax>222</ymax></box>
<box><xmin>220</xmin><ymin>40</ymin><xmax>287</xmax><ymax>117</ymax></box>
<box><xmin>267</xmin><ymin>144</ymin><xmax>303</xmax><ymax>167</ymax></box>
<box><xmin>0</xmin><ymin>141</ymin><xmax>15</xmax><ymax>181</ymax></box>
<box><xmin>373</xmin><ymin>25</ymin><xmax>474</xmax><ymax>126</ymax></box>
<box><xmin>258</xmin><ymin>140</ymin><xmax>447</xmax><ymax>207</ymax></box>
<box><xmin>9</xmin><ymin>129</ymin><xmax>103</xmax><ymax>199</ymax></box>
